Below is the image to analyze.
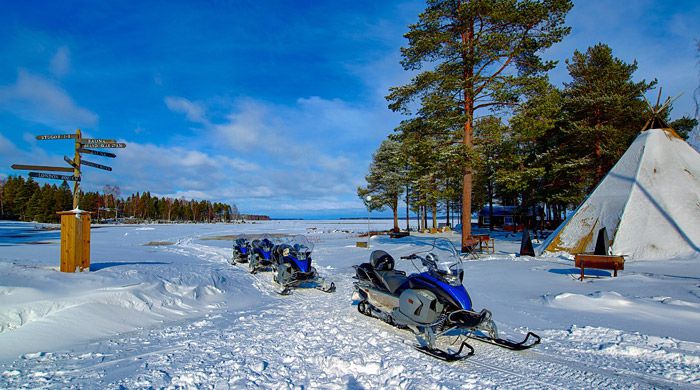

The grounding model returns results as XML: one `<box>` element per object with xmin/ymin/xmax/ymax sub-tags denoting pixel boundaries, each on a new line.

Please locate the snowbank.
<box><xmin>1</xmin><ymin>221</ymin><xmax>699</xmax><ymax>387</ymax></box>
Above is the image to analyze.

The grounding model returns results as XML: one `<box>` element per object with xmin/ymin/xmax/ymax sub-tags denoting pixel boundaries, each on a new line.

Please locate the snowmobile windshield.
<box><xmin>257</xmin><ymin>234</ymin><xmax>275</xmax><ymax>251</ymax></box>
<box><xmin>288</xmin><ymin>235</ymin><xmax>313</xmax><ymax>259</ymax></box>
<box><xmin>414</xmin><ymin>238</ymin><xmax>464</xmax><ymax>286</ymax></box>
<box><xmin>235</xmin><ymin>236</ymin><xmax>247</xmax><ymax>246</ymax></box>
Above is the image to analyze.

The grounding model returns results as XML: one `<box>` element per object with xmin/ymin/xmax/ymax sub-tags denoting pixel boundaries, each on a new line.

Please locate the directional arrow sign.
<box><xmin>63</xmin><ymin>156</ymin><xmax>79</xmax><ymax>169</ymax></box>
<box><xmin>29</xmin><ymin>172</ymin><xmax>80</xmax><ymax>181</ymax></box>
<box><xmin>81</xmin><ymin>159</ymin><xmax>112</xmax><ymax>171</ymax></box>
<box><xmin>78</xmin><ymin>138</ymin><xmax>116</xmax><ymax>144</ymax></box>
<box><xmin>12</xmin><ymin>164</ymin><xmax>74</xmax><ymax>173</ymax></box>
<box><xmin>36</xmin><ymin>134</ymin><xmax>78</xmax><ymax>140</ymax></box>
<box><xmin>78</xmin><ymin>148</ymin><xmax>116</xmax><ymax>158</ymax></box>
<box><xmin>82</xmin><ymin>142</ymin><xmax>126</xmax><ymax>149</ymax></box>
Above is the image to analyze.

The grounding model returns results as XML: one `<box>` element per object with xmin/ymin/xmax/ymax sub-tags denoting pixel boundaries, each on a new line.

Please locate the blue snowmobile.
<box><xmin>231</xmin><ymin>236</ymin><xmax>251</xmax><ymax>264</ymax></box>
<box><xmin>248</xmin><ymin>234</ymin><xmax>276</xmax><ymax>274</ymax></box>
<box><xmin>271</xmin><ymin>235</ymin><xmax>336</xmax><ymax>295</ymax></box>
<box><xmin>352</xmin><ymin>238</ymin><xmax>540</xmax><ymax>361</ymax></box>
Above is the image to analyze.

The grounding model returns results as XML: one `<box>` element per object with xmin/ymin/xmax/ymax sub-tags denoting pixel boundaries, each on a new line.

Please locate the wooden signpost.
<box><xmin>78</xmin><ymin>148</ymin><xmax>117</xmax><ymax>158</ymax></box>
<box><xmin>29</xmin><ymin>172</ymin><xmax>81</xmax><ymax>181</ymax></box>
<box><xmin>11</xmin><ymin>128</ymin><xmax>126</xmax><ymax>273</ymax></box>
<box><xmin>80</xmin><ymin>159</ymin><xmax>112</xmax><ymax>171</ymax></box>
<box><xmin>11</xmin><ymin>164</ymin><xmax>75</xmax><ymax>172</ymax></box>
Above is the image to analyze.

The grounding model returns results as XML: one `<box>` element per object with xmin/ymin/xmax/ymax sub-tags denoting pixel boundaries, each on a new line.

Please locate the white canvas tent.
<box><xmin>537</xmin><ymin>127</ymin><xmax>700</xmax><ymax>260</ymax></box>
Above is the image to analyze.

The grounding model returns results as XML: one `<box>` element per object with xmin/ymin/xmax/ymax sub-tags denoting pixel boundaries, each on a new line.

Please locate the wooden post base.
<box><xmin>58</xmin><ymin>210</ymin><xmax>91</xmax><ymax>272</ymax></box>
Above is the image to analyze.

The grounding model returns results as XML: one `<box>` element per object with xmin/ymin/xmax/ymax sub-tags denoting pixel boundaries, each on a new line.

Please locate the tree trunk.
<box><xmin>488</xmin><ymin>178</ymin><xmax>494</xmax><ymax>231</ymax></box>
<box><xmin>594</xmin><ymin>110</ymin><xmax>604</xmax><ymax>183</ymax></box>
<box><xmin>417</xmin><ymin>202</ymin><xmax>422</xmax><ymax>231</ymax></box>
<box><xmin>461</xmin><ymin>19</ymin><xmax>475</xmax><ymax>250</ymax></box>
<box><xmin>405</xmin><ymin>185</ymin><xmax>410</xmax><ymax>231</ymax></box>
<box><xmin>445</xmin><ymin>200</ymin><xmax>450</xmax><ymax>227</ymax></box>
<box><xmin>432</xmin><ymin>203</ymin><xmax>437</xmax><ymax>229</ymax></box>
<box><xmin>392</xmin><ymin>196</ymin><xmax>399</xmax><ymax>232</ymax></box>
<box><xmin>416</xmin><ymin>205</ymin><xmax>421</xmax><ymax>231</ymax></box>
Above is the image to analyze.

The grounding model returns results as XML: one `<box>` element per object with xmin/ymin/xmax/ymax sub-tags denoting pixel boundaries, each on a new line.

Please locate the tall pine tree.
<box><xmin>562</xmin><ymin>43</ymin><xmax>654</xmax><ymax>187</ymax></box>
<box><xmin>388</xmin><ymin>0</ymin><xmax>572</xmax><ymax>250</ymax></box>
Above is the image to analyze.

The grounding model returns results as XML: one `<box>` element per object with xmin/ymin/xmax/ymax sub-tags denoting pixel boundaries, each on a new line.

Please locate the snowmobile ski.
<box><xmin>470</xmin><ymin>331</ymin><xmax>541</xmax><ymax>351</ymax></box>
<box><xmin>315</xmin><ymin>281</ymin><xmax>336</xmax><ymax>293</ymax></box>
<box><xmin>278</xmin><ymin>286</ymin><xmax>293</xmax><ymax>296</ymax></box>
<box><xmin>415</xmin><ymin>340</ymin><xmax>475</xmax><ymax>362</ymax></box>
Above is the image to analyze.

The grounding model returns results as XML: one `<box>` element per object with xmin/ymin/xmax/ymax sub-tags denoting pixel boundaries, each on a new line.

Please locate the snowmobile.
<box><xmin>248</xmin><ymin>234</ymin><xmax>276</xmax><ymax>274</ymax></box>
<box><xmin>352</xmin><ymin>238</ymin><xmax>540</xmax><ymax>361</ymax></box>
<box><xmin>231</xmin><ymin>236</ymin><xmax>251</xmax><ymax>264</ymax></box>
<box><xmin>272</xmin><ymin>235</ymin><xmax>336</xmax><ymax>295</ymax></box>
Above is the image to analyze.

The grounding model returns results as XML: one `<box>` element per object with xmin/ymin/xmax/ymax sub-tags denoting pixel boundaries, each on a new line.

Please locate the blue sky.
<box><xmin>0</xmin><ymin>1</ymin><xmax>698</xmax><ymax>219</ymax></box>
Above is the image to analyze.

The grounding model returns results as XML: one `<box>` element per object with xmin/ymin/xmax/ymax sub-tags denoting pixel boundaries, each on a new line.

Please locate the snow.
<box><xmin>539</xmin><ymin>128</ymin><xmax>700</xmax><ymax>260</ymax></box>
<box><xmin>1</xmin><ymin>220</ymin><xmax>700</xmax><ymax>388</ymax></box>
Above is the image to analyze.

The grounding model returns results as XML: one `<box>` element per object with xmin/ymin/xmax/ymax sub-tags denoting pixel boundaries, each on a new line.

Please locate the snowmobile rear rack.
<box><xmin>415</xmin><ymin>339</ymin><xmax>475</xmax><ymax>362</ymax></box>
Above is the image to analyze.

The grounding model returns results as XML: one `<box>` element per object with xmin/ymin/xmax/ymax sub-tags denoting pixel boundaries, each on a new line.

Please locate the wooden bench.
<box><xmin>574</xmin><ymin>254</ymin><xmax>625</xmax><ymax>281</ymax></box>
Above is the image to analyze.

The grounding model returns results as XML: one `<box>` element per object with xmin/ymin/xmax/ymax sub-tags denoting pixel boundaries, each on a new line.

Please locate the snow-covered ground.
<box><xmin>1</xmin><ymin>220</ymin><xmax>699</xmax><ymax>388</ymax></box>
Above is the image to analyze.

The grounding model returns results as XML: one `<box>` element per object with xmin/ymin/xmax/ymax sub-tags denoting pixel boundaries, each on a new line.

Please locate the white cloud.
<box><xmin>0</xmin><ymin>131</ymin><xmax>57</xmax><ymax>175</ymax></box>
<box><xmin>164</xmin><ymin>96</ymin><xmax>208</xmax><ymax>124</ymax></box>
<box><xmin>50</xmin><ymin>46</ymin><xmax>71</xmax><ymax>77</ymax></box>
<box><xmin>0</xmin><ymin>70</ymin><xmax>98</xmax><ymax>128</ymax></box>
<box><xmin>211</xmin><ymin>101</ymin><xmax>268</xmax><ymax>152</ymax></box>
<box><xmin>0</xmin><ymin>133</ymin><xmax>15</xmax><ymax>155</ymax></box>
<box><xmin>160</xmin><ymin>94</ymin><xmax>387</xmax><ymax>212</ymax></box>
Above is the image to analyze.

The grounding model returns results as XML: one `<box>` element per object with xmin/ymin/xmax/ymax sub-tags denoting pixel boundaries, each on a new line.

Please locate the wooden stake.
<box><xmin>73</xmin><ymin>129</ymin><xmax>82</xmax><ymax>209</ymax></box>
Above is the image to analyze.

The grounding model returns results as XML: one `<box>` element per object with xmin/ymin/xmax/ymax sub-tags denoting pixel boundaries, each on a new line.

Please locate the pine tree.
<box><xmin>472</xmin><ymin>115</ymin><xmax>511</xmax><ymax>230</ymax></box>
<box><xmin>0</xmin><ymin>177</ymin><xmax>6</xmax><ymax>218</ymax></box>
<box><xmin>668</xmin><ymin>116</ymin><xmax>698</xmax><ymax>140</ymax></box>
<box><xmin>358</xmin><ymin>138</ymin><xmax>406</xmax><ymax>232</ymax></box>
<box><xmin>25</xmin><ymin>191</ymin><xmax>42</xmax><ymax>222</ymax></box>
<box><xmin>388</xmin><ymin>0</ymin><xmax>572</xmax><ymax>249</ymax></box>
<box><xmin>562</xmin><ymin>43</ymin><xmax>655</xmax><ymax>186</ymax></box>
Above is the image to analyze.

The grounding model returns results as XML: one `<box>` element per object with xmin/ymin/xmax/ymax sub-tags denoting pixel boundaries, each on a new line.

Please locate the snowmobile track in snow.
<box><xmin>1</xmin><ymin>233</ymin><xmax>696</xmax><ymax>388</ymax></box>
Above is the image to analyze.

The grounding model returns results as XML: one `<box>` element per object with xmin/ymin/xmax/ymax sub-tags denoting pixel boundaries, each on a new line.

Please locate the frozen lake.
<box><xmin>1</xmin><ymin>220</ymin><xmax>698</xmax><ymax>388</ymax></box>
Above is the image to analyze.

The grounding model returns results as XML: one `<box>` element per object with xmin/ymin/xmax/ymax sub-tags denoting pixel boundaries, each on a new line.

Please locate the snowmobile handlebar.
<box><xmin>401</xmin><ymin>253</ymin><xmax>438</xmax><ymax>271</ymax></box>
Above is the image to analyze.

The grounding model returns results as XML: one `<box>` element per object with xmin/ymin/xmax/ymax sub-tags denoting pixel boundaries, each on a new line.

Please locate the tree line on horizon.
<box><xmin>0</xmin><ymin>176</ymin><xmax>240</xmax><ymax>223</ymax></box>
<box><xmin>359</xmin><ymin>0</ymin><xmax>698</xmax><ymax>241</ymax></box>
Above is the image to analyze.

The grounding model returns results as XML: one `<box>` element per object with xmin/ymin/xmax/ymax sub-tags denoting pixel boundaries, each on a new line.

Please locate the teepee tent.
<box><xmin>538</xmin><ymin>125</ymin><xmax>700</xmax><ymax>260</ymax></box>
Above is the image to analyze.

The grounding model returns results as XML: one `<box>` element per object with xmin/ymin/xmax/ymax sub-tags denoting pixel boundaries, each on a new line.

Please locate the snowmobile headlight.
<box><xmin>441</xmin><ymin>272</ymin><xmax>462</xmax><ymax>286</ymax></box>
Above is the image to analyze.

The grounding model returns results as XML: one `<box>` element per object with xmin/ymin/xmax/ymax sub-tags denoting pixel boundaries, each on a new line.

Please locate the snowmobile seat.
<box><xmin>355</xmin><ymin>263</ymin><xmax>384</xmax><ymax>287</ymax></box>
<box><xmin>376</xmin><ymin>270</ymin><xmax>408</xmax><ymax>294</ymax></box>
